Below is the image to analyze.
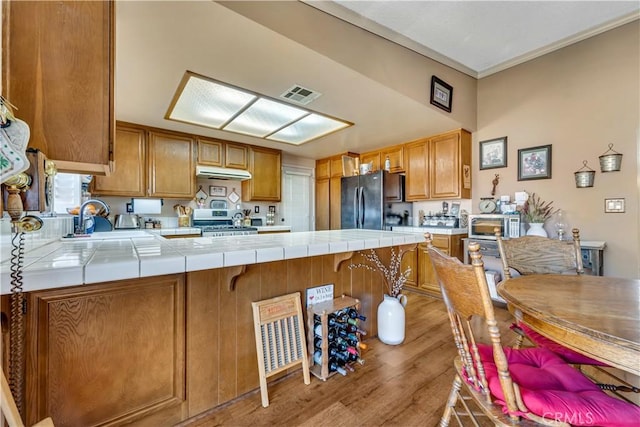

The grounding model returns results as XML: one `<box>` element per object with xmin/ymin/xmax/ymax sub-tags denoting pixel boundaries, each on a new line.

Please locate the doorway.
<box><xmin>281</xmin><ymin>165</ymin><xmax>314</xmax><ymax>232</ymax></box>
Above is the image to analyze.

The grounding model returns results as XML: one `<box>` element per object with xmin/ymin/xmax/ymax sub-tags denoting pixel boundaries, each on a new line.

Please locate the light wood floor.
<box><xmin>178</xmin><ymin>292</ymin><xmax>514</xmax><ymax>427</ymax></box>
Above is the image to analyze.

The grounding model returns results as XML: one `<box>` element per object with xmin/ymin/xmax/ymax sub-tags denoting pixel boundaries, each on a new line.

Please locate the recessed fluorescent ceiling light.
<box><xmin>166</xmin><ymin>71</ymin><xmax>352</xmax><ymax>145</ymax></box>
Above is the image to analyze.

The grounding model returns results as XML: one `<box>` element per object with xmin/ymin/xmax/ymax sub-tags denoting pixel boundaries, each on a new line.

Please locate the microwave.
<box><xmin>468</xmin><ymin>213</ymin><xmax>522</xmax><ymax>240</ymax></box>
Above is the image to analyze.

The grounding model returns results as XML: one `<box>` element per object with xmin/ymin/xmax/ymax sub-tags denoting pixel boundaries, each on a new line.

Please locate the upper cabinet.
<box><xmin>93</xmin><ymin>124</ymin><xmax>146</xmax><ymax>197</ymax></box>
<box><xmin>428</xmin><ymin>129</ymin><xmax>471</xmax><ymax>200</ymax></box>
<box><xmin>93</xmin><ymin>123</ymin><xmax>195</xmax><ymax>199</ymax></box>
<box><xmin>403</xmin><ymin>129</ymin><xmax>471</xmax><ymax>201</ymax></box>
<box><xmin>359</xmin><ymin>145</ymin><xmax>404</xmax><ymax>173</ymax></box>
<box><xmin>196</xmin><ymin>138</ymin><xmax>248</xmax><ymax>169</ymax></box>
<box><xmin>381</xmin><ymin>145</ymin><xmax>405</xmax><ymax>173</ymax></box>
<box><xmin>242</xmin><ymin>146</ymin><xmax>281</xmax><ymax>201</ymax></box>
<box><xmin>147</xmin><ymin>130</ymin><xmax>196</xmax><ymax>198</ymax></box>
<box><xmin>359</xmin><ymin>151</ymin><xmax>381</xmax><ymax>172</ymax></box>
<box><xmin>404</xmin><ymin>138</ymin><xmax>430</xmax><ymax>201</ymax></box>
<box><xmin>2</xmin><ymin>0</ymin><xmax>114</xmax><ymax>175</ymax></box>
<box><xmin>225</xmin><ymin>143</ymin><xmax>248</xmax><ymax>169</ymax></box>
<box><xmin>197</xmin><ymin>138</ymin><xmax>223</xmax><ymax>167</ymax></box>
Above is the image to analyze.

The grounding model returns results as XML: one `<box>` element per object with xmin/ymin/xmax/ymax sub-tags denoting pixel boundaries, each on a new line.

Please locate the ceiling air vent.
<box><xmin>280</xmin><ymin>85</ymin><xmax>321</xmax><ymax>105</ymax></box>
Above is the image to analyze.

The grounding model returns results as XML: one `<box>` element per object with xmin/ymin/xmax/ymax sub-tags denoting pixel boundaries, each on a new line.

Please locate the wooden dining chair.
<box><xmin>1</xmin><ymin>369</ymin><xmax>54</xmax><ymax>427</ymax></box>
<box><xmin>425</xmin><ymin>234</ymin><xmax>640</xmax><ymax>426</ymax></box>
<box><xmin>495</xmin><ymin>228</ymin><xmax>606</xmax><ymax>365</ymax></box>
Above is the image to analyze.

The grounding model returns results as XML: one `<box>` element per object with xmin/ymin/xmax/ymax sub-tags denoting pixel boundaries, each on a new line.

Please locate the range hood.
<box><xmin>196</xmin><ymin>165</ymin><xmax>252</xmax><ymax>181</ymax></box>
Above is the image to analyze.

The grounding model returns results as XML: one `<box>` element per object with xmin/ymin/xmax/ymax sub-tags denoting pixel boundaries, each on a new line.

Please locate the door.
<box><xmin>282</xmin><ymin>166</ymin><xmax>313</xmax><ymax>232</ymax></box>
<box><xmin>359</xmin><ymin>171</ymin><xmax>384</xmax><ymax>230</ymax></box>
<box><xmin>341</xmin><ymin>175</ymin><xmax>360</xmax><ymax>229</ymax></box>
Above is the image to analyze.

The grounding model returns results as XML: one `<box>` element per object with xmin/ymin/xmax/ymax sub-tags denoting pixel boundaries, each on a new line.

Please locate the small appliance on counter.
<box><xmin>114</xmin><ymin>214</ymin><xmax>140</xmax><ymax>229</ymax></box>
<box><xmin>421</xmin><ymin>215</ymin><xmax>459</xmax><ymax>228</ymax></box>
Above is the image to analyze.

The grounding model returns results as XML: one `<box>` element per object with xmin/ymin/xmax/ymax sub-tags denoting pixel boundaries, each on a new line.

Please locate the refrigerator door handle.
<box><xmin>353</xmin><ymin>187</ymin><xmax>359</xmax><ymax>228</ymax></box>
<box><xmin>359</xmin><ymin>186</ymin><xmax>365</xmax><ymax>228</ymax></box>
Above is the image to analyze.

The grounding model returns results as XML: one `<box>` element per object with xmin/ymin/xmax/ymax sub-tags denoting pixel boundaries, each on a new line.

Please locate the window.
<box><xmin>53</xmin><ymin>173</ymin><xmax>82</xmax><ymax>213</ymax></box>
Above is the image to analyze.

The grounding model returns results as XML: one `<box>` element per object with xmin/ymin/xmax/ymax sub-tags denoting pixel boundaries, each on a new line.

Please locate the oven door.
<box><xmin>469</xmin><ymin>215</ymin><xmax>505</xmax><ymax>240</ymax></box>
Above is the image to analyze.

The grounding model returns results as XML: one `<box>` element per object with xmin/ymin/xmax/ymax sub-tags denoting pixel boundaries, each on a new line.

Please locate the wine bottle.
<box><xmin>347</xmin><ymin>307</ymin><xmax>367</xmax><ymax>321</ymax></box>
<box><xmin>313</xmin><ymin>350</ymin><xmax>323</xmax><ymax>365</ymax></box>
<box><xmin>328</xmin><ymin>358</ymin><xmax>347</xmax><ymax>376</ymax></box>
<box><xmin>328</xmin><ymin>317</ymin><xmax>348</xmax><ymax>330</ymax></box>
<box><xmin>337</xmin><ymin>329</ymin><xmax>359</xmax><ymax>342</ymax></box>
<box><xmin>344</xmin><ymin>324</ymin><xmax>367</xmax><ymax>335</ymax></box>
<box><xmin>329</xmin><ymin>347</ymin><xmax>350</xmax><ymax>363</ymax></box>
<box><xmin>314</xmin><ymin>336</ymin><xmax>324</xmax><ymax>349</ymax></box>
<box><xmin>314</xmin><ymin>323</ymin><xmax>337</xmax><ymax>341</ymax></box>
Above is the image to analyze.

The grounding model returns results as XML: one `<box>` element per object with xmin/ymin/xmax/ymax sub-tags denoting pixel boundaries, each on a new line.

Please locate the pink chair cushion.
<box><xmin>475</xmin><ymin>344</ymin><xmax>640</xmax><ymax>426</ymax></box>
<box><xmin>515</xmin><ymin>322</ymin><xmax>608</xmax><ymax>366</ymax></box>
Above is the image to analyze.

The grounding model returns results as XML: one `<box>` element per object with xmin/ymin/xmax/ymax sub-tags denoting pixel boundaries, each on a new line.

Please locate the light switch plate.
<box><xmin>604</xmin><ymin>198</ymin><xmax>625</xmax><ymax>213</ymax></box>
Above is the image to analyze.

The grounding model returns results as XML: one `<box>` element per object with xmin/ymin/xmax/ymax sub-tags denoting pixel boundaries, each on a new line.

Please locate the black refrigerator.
<box><xmin>341</xmin><ymin>170</ymin><xmax>402</xmax><ymax>230</ymax></box>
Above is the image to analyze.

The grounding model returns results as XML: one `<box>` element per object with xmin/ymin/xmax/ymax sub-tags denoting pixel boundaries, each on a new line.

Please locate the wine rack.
<box><xmin>306</xmin><ymin>294</ymin><xmax>366</xmax><ymax>381</ymax></box>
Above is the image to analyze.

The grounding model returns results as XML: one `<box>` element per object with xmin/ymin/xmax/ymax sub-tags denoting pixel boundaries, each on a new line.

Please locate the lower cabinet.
<box><xmin>25</xmin><ymin>275</ymin><xmax>186</xmax><ymax>426</ymax></box>
<box><xmin>402</xmin><ymin>234</ymin><xmax>463</xmax><ymax>297</ymax></box>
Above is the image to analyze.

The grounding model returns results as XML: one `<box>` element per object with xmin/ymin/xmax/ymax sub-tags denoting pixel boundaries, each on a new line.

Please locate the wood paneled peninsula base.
<box><xmin>0</xmin><ymin>230</ymin><xmax>421</xmax><ymax>426</ymax></box>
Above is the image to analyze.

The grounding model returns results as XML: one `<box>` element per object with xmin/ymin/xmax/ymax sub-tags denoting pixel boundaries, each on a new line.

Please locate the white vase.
<box><xmin>527</xmin><ymin>222</ymin><xmax>548</xmax><ymax>237</ymax></box>
<box><xmin>377</xmin><ymin>293</ymin><xmax>408</xmax><ymax>345</ymax></box>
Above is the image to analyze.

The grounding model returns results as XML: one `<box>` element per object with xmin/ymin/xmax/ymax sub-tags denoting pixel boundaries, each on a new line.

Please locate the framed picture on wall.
<box><xmin>209</xmin><ymin>185</ymin><xmax>227</xmax><ymax>197</ymax></box>
<box><xmin>430</xmin><ymin>76</ymin><xmax>453</xmax><ymax>112</ymax></box>
<box><xmin>479</xmin><ymin>136</ymin><xmax>507</xmax><ymax>170</ymax></box>
<box><xmin>518</xmin><ymin>144</ymin><xmax>552</xmax><ymax>180</ymax></box>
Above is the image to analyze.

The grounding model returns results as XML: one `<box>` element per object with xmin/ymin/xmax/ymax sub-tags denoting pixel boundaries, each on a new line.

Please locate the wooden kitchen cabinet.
<box><xmin>93</xmin><ymin>124</ymin><xmax>147</xmax><ymax>197</ymax></box>
<box><xmin>197</xmin><ymin>138</ymin><xmax>248</xmax><ymax>169</ymax></box>
<box><xmin>404</xmin><ymin>138</ymin><xmax>430</xmax><ymax>201</ymax></box>
<box><xmin>226</xmin><ymin>142</ymin><xmax>249</xmax><ymax>169</ymax></box>
<box><xmin>148</xmin><ymin>130</ymin><xmax>196</xmax><ymax>198</ymax></box>
<box><xmin>316</xmin><ymin>158</ymin><xmax>331</xmax><ymax>180</ymax></box>
<box><xmin>197</xmin><ymin>137</ymin><xmax>223</xmax><ymax>166</ymax></box>
<box><xmin>242</xmin><ymin>146</ymin><xmax>281</xmax><ymax>201</ymax></box>
<box><xmin>359</xmin><ymin>144</ymin><xmax>404</xmax><ymax>173</ymax></box>
<box><xmin>381</xmin><ymin>144</ymin><xmax>405</xmax><ymax>173</ymax></box>
<box><xmin>429</xmin><ymin>129</ymin><xmax>471</xmax><ymax>199</ymax></box>
<box><xmin>25</xmin><ymin>275</ymin><xmax>186</xmax><ymax>426</ymax></box>
<box><xmin>2</xmin><ymin>0</ymin><xmax>114</xmax><ymax>175</ymax></box>
<box><xmin>402</xmin><ymin>129</ymin><xmax>471</xmax><ymax>201</ymax></box>
<box><xmin>359</xmin><ymin>151</ymin><xmax>381</xmax><ymax>171</ymax></box>
<box><xmin>93</xmin><ymin>123</ymin><xmax>195</xmax><ymax>198</ymax></box>
<box><xmin>315</xmin><ymin>152</ymin><xmax>358</xmax><ymax>230</ymax></box>
<box><xmin>315</xmin><ymin>178</ymin><xmax>330</xmax><ymax>230</ymax></box>
<box><xmin>329</xmin><ymin>176</ymin><xmax>342</xmax><ymax>229</ymax></box>
<box><xmin>403</xmin><ymin>234</ymin><xmax>462</xmax><ymax>297</ymax></box>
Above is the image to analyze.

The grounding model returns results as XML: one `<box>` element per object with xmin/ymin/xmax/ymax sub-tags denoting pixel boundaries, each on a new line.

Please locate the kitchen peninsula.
<box><xmin>1</xmin><ymin>229</ymin><xmax>423</xmax><ymax>426</ymax></box>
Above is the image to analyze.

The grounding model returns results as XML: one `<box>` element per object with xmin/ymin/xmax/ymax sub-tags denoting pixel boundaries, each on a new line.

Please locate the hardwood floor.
<box><xmin>178</xmin><ymin>292</ymin><xmax>515</xmax><ymax>427</ymax></box>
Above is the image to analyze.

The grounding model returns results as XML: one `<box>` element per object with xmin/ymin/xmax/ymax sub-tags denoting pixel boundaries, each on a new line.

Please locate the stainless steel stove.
<box><xmin>192</xmin><ymin>208</ymin><xmax>258</xmax><ymax>237</ymax></box>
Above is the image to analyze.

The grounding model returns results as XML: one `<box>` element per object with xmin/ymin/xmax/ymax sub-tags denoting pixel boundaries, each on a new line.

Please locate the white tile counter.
<box><xmin>0</xmin><ymin>229</ymin><xmax>424</xmax><ymax>294</ymax></box>
<box><xmin>255</xmin><ymin>225</ymin><xmax>291</xmax><ymax>232</ymax></box>
<box><xmin>391</xmin><ymin>226</ymin><xmax>468</xmax><ymax>235</ymax></box>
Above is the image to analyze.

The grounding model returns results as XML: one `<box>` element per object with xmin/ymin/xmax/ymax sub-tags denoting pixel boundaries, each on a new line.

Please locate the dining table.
<box><xmin>497</xmin><ymin>274</ymin><xmax>640</xmax><ymax>376</ymax></box>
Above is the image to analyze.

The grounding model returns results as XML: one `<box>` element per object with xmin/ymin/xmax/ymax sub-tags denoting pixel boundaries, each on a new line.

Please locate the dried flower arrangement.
<box><xmin>521</xmin><ymin>192</ymin><xmax>558</xmax><ymax>223</ymax></box>
<box><xmin>349</xmin><ymin>247</ymin><xmax>411</xmax><ymax>297</ymax></box>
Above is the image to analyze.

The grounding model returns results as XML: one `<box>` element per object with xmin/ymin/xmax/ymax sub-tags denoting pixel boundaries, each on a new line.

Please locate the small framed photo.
<box><xmin>518</xmin><ymin>144</ymin><xmax>552</xmax><ymax>181</ymax></box>
<box><xmin>209</xmin><ymin>185</ymin><xmax>227</xmax><ymax>197</ymax></box>
<box><xmin>479</xmin><ymin>136</ymin><xmax>507</xmax><ymax>170</ymax></box>
<box><xmin>430</xmin><ymin>76</ymin><xmax>453</xmax><ymax>113</ymax></box>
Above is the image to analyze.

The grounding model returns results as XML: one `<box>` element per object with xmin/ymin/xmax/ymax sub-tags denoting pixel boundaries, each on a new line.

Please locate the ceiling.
<box><xmin>309</xmin><ymin>1</ymin><xmax>640</xmax><ymax>78</ymax></box>
<box><xmin>115</xmin><ymin>1</ymin><xmax>639</xmax><ymax>161</ymax></box>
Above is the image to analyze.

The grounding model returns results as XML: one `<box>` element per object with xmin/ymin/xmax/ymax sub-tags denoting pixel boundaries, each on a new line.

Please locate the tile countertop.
<box><xmin>0</xmin><ymin>229</ymin><xmax>424</xmax><ymax>294</ymax></box>
<box><xmin>391</xmin><ymin>226</ymin><xmax>468</xmax><ymax>235</ymax></box>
